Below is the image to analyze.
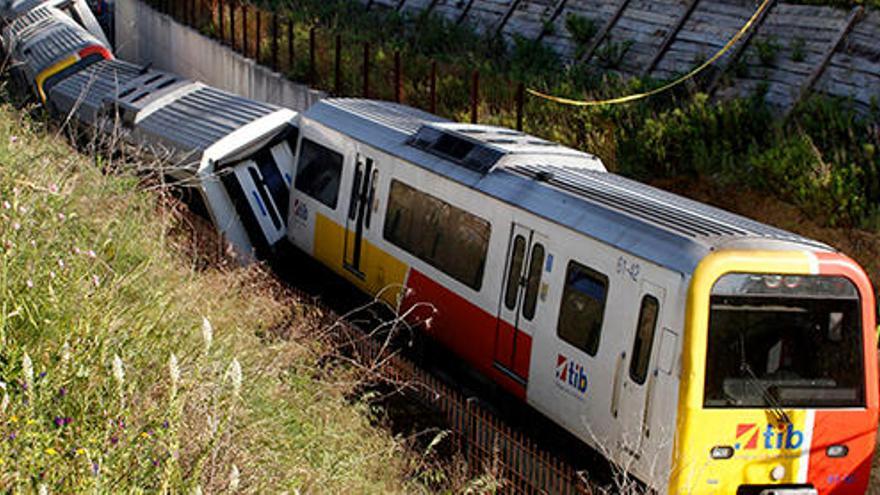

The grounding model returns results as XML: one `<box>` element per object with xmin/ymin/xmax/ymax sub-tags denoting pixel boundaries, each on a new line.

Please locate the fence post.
<box><xmin>429</xmin><ymin>60</ymin><xmax>437</xmax><ymax>114</ymax></box>
<box><xmin>470</xmin><ymin>69</ymin><xmax>479</xmax><ymax>124</ymax></box>
<box><xmin>242</xmin><ymin>4</ymin><xmax>248</xmax><ymax>57</ymax></box>
<box><xmin>271</xmin><ymin>13</ymin><xmax>279</xmax><ymax>71</ymax></box>
<box><xmin>287</xmin><ymin>19</ymin><xmax>294</xmax><ymax>72</ymax></box>
<box><xmin>230</xmin><ymin>1</ymin><xmax>236</xmax><ymax>50</ymax></box>
<box><xmin>362</xmin><ymin>41</ymin><xmax>370</xmax><ymax>98</ymax></box>
<box><xmin>309</xmin><ymin>27</ymin><xmax>317</xmax><ymax>85</ymax></box>
<box><xmin>255</xmin><ymin>8</ymin><xmax>262</xmax><ymax>61</ymax></box>
<box><xmin>515</xmin><ymin>81</ymin><xmax>524</xmax><ymax>131</ymax></box>
<box><xmin>218</xmin><ymin>0</ymin><xmax>225</xmax><ymax>42</ymax></box>
<box><xmin>334</xmin><ymin>34</ymin><xmax>342</xmax><ymax>95</ymax></box>
<box><xmin>394</xmin><ymin>51</ymin><xmax>402</xmax><ymax>103</ymax></box>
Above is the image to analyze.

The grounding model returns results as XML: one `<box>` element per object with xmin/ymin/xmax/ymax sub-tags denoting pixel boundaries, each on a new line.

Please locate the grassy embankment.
<box><xmin>0</xmin><ymin>98</ymin><xmax>427</xmax><ymax>492</ymax></box>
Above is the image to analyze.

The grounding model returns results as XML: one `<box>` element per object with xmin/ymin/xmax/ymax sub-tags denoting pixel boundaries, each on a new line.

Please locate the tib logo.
<box><xmin>556</xmin><ymin>354</ymin><xmax>588</xmax><ymax>396</ymax></box>
<box><xmin>735</xmin><ymin>423</ymin><xmax>804</xmax><ymax>450</ymax></box>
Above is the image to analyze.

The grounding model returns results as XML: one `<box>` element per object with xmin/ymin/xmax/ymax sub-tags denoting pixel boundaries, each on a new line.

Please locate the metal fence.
<box><xmin>145</xmin><ymin>0</ymin><xmax>527</xmax><ymax>128</ymax></box>
<box><xmin>337</xmin><ymin>325</ymin><xmax>593</xmax><ymax>494</ymax></box>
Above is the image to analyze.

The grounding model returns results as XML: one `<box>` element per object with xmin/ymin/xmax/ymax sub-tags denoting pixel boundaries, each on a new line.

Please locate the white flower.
<box><xmin>228</xmin><ymin>464</ymin><xmax>240</xmax><ymax>492</ymax></box>
<box><xmin>22</xmin><ymin>353</ymin><xmax>33</xmax><ymax>391</ymax></box>
<box><xmin>57</xmin><ymin>259</ymin><xmax>64</xmax><ymax>269</ymax></box>
<box><xmin>112</xmin><ymin>354</ymin><xmax>125</xmax><ymax>386</ymax></box>
<box><xmin>168</xmin><ymin>353</ymin><xmax>180</xmax><ymax>396</ymax></box>
<box><xmin>12</xmin><ymin>222</ymin><xmax>20</xmax><ymax>231</ymax></box>
<box><xmin>57</xmin><ymin>212</ymin><xmax>65</xmax><ymax>221</ymax></box>
<box><xmin>226</xmin><ymin>358</ymin><xmax>242</xmax><ymax>397</ymax></box>
<box><xmin>201</xmin><ymin>317</ymin><xmax>213</xmax><ymax>354</ymax></box>
<box><xmin>0</xmin><ymin>381</ymin><xmax>8</xmax><ymax>413</ymax></box>
<box><xmin>25</xmin><ymin>279</ymin><xmax>33</xmax><ymax>289</ymax></box>
<box><xmin>193</xmin><ymin>486</ymin><xmax>203</xmax><ymax>495</ymax></box>
<box><xmin>2</xmin><ymin>201</ymin><xmax>9</xmax><ymax>209</ymax></box>
<box><xmin>38</xmin><ymin>484</ymin><xmax>47</xmax><ymax>495</ymax></box>
<box><xmin>92</xmin><ymin>275</ymin><xmax>100</xmax><ymax>287</ymax></box>
<box><xmin>87</xmin><ymin>250</ymin><xmax>96</xmax><ymax>259</ymax></box>
<box><xmin>61</xmin><ymin>341</ymin><xmax>71</xmax><ymax>364</ymax></box>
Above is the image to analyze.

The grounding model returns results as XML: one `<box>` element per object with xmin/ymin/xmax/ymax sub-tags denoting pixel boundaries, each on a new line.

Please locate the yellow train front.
<box><xmin>285</xmin><ymin>99</ymin><xmax>878</xmax><ymax>494</ymax></box>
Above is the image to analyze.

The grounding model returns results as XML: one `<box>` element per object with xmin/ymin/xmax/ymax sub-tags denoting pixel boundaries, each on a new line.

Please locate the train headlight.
<box><xmin>783</xmin><ymin>276</ymin><xmax>801</xmax><ymax>289</ymax></box>
<box><xmin>763</xmin><ymin>275</ymin><xmax>783</xmax><ymax>289</ymax></box>
<box><xmin>826</xmin><ymin>445</ymin><xmax>849</xmax><ymax>458</ymax></box>
<box><xmin>709</xmin><ymin>445</ymin><xmax>734</xmax><ymax>459</ymax></box>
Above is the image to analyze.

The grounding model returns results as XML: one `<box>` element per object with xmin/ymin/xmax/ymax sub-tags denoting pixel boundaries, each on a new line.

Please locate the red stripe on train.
<box><xmin>402</xmin><ymin>269</ymin><xmax>530</xmax><ymax>399</ymax></box>
<box><xmin>808</xmin><ymin>253</ymin><xmax>878</xmax><ymax>494</ymax></box>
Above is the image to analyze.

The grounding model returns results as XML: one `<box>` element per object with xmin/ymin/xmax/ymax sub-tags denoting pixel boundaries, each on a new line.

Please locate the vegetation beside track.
<box><xmin>0</xmin><ymin>96</ymin><xmax>445</xmax><ymax>493</ymax></box>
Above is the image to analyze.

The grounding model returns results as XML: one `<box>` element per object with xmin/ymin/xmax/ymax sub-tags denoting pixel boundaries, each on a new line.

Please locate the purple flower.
<box><xmin>8</xmin><ymin>432</ymin><xmax>16</xmax><ymax>441</ymax></box>
<box><xmin>58</xmin><ymin>387</ymin><xmax>67</xmax><ymax>398</ymax></box>
<box><xmin>109</xmin><ymin>436</ymin><xmax>118</xmax><ymax>445</ymax></box>
<box><xmin>162</xmin><ymin>420</ymin><xmax>169</xmax><ymax>429</ymax></box>
<box><xmin>54</xmin><ymin>417</ymin><xmax>64</xmax><ymax>427</ymax></box>
<box><xmin>91</xmin><ymin>462</ymin><xmax>99</xmax><ymax>475</ymax></box>
<box><xmin>38</xmin><ymin>371</ymin><xmax>46</xmax><ymax>379</ymax></box>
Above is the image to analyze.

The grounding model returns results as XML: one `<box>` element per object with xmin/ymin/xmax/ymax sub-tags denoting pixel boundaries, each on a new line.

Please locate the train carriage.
<box><xmin>46</xmin><ymin>58</ymin><xmax>300</xmax><ymax>259</ymax></box>
<box><xmin>286</xmin><ymin>98</ymin><xmax>878</xmax><ymax>494</ymax></box>
<box><xmin>1</xmin><ymin>4</ymin><xmax>111</xmax><ymax>102</ymax></box>
<box><xmin>0</xmin><ymin>0</ymin><xmax>109</xmax><ymax>45</ymax></box>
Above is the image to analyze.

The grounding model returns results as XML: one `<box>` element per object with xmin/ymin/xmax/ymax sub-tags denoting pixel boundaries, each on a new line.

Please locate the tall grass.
<box><xmin>0</xmin><ymin>99</ymin><xmax>419</xmax><ymax>492</ymax></box>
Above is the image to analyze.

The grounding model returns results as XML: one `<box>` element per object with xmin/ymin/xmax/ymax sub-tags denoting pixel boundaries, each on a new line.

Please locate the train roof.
<box><xmin>0</xmin><ymin>0</ymin><xmax>110</xmax><ymax>45</ymax></box>
<box><xmin>304</xmin><ymin>98</ymin><xmax>831</xmax><ymax>274</ymax></box>
<box><xmin>2</xmin><ymin>5</ymin><xmax>103</xmax><ymax>76</ymax></box>
<box><xmin>48</xmin><ymin>58</ymin><xmax>143</xmax><ymax>123</ymax></box>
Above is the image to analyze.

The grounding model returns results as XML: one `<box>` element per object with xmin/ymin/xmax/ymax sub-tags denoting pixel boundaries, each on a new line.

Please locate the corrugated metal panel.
<box><xmin>134</xmin><ymin>86</ymin><xmax>280</xmax><ymax>153</ymax></box>
<box><xmin>48</xmin><ymin>58</ymin><xmax>142</xmax><ymax>123</ymax></box>
<box><xmin>4</xmin><ymin>6</ymin><xmax>102</xmax><ymax>77</ymax></box>
<box><xmin>305</xmin><ymin>98</ymin><xmax>831</xmax><ymax>274</ymax></box>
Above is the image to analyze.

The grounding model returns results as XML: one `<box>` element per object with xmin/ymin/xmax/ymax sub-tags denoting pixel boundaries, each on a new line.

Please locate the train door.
<box><xmin>342</xmin><ymin>151</ymin><xmax>378</xmax><ymax>277</ymax></box>
<box><xmin>611</xmin><ymin>280</ymin><xmax>665</xmax><ymax>459</ymax></box>
<box><xmin>494</xmin><ymin>223</ymin><xmax>547</xmax><ymax>383</ymax></box>
<box><xmin>220</xmin><ymin>141</ymin><xmax>295</xmax><ymax>256</ymax></box>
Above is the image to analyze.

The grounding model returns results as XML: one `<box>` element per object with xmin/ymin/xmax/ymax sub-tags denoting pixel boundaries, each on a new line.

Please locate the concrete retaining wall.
<box><xmin>115</xmin><ymin>0</ymin><xmax>324</xmax><ymax>113</ymax></box>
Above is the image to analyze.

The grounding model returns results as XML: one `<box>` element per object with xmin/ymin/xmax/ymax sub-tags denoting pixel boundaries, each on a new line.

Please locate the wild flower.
<box><xmin>168</xmin><ymin>353</ymin><xmax>180</xmax><ymax>398</ymax></box>
<box><xmin>193</xmin><ymin>485</ymin><xmax>203</xmax><ymax>495</ymax></box>
<box><xmin>0</xmin><ymin>381</ymin><xmax>8</xmax><ymax>413</ymax></box>
<box><xmin>57</xmin><ymin>212</ymin><xmax>65</xmax><ymax>221</ymax></box>
<box><xmin>201</xmin><ymin>317</ymin><xmax>213</xmax><ymax>354</ymax></box>
<box><xmin>22</xmin><ymin>353</ymin><xmax>33</xmax><ymax>392</ymax></box>
<box><xmin>226</xmin><ymin>358</ymin><xmax>242</xmax><ymax>397</ymax></box>
<box><xmin>12</xmin><ymin>222</ymin><xmax>20</xmax><ymax>231</ymax></box>
<box><xmin>2</xmin><ymin>201</ymin><xmax>9</xmax><ymax>209</ymax></box>
<box><xmin>229</xmin><ymin>464</ymin><xmax>241</xmax><ymax>492</ymax></box>
<box><xmin>92</xmin><ymin>275</ymin><xmax>100</xmax><ymax>287</ymax></box>
<box><xmin>60</xmin><ymin>341</ymin><xmax>71</xmax><ymax>364</ymax></box>
<box><xmin>112</xmin><ymin>354</ymin><xmax>125</xmax><ymax>387</ymax></box>
<box><xmin>45</xmin><ymin>447</ymin><xmax>57</xmax><ymax>456</ymax></box>
<box><xmin>9</xmin><ymin>136</ymin><xmax>18</xmax><ymax>144</ymax></box>
<box><xmin>57</xmin><ymin>259</ymin><xmax>64</xmax><ymax>269</ymax></box>
<box><xmin>91</xmin><ymin>461</ymin><xmax>99</xmax><ymax>475</ymax></box>
<box><xmin>38</xmin><ymin>484</ymin><xmax>47</xmax><ymax>495</ymax></box>
<box><xmin>87</xmin><ymin>250</ymin><xmax>96</xmax><ymax>258</ymax></box>
<box><xmin>25</xmin><ymin>279</ymin><xmax>32</xmax><ymax>289</ymax></box>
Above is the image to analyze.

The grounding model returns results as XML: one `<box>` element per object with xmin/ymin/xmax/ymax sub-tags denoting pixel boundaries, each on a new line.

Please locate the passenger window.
<box><xmin>557</xmin><ymin>261</ymin><xmax>608</xmax><ymax>356</ymax></box>
<box><xmin>504</xmin><ymin>235</ymin><xmax>526</xmax><ymax>310</ymax></box>
<box><xmin>629</xmin><ymin>295</ymin><xmax>660</xmax><ymax>385</ymax></box>
<box><xmin>521</xmin><ymin>243</ymin><xmax>544</xmax><ymax>321</ymax></box>
<box><xmin>384</xmin><ymin>180</ymin><xmax>491</xmax><ymax>291</ymax></box>
<box><xmin>294</xmin><ymin>138</ymin><xmax>343</xmax><ymax>208</ymax></box>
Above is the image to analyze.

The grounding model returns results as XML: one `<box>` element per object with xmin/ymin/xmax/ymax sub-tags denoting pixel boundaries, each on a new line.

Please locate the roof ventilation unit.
<box><xmin>407</xmin><ymin>125</ymin><xmax>505</xmax><ymax>174</ymax></box>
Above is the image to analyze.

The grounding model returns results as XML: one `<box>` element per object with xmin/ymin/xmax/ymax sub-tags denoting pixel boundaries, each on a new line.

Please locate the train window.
<box><xmin>557</xmin><ymin>261</ymin><xmax>608</xmax><ymax>356</ymax></box>
<box><xmin>704</xmin><ymin>273</ymin><xmax>864</xmax><ymax>408</ymax></box>
<box><xmin>384</xmin><ymin>180</ymin><xmax>490</xmax><ymax>291</ymax></box>
<box><xmin>629</xmin><ymin>295</ymin><xmax>659</xmax><ymax>385</ymax></box>
<box><xmin>504</xmin><ymin>235</ymin><xmax>526</xmax><ymax>310</ymax></box>
<box><xmin>294</xmin><ymin>139</ymin><xmax>343</xmax><ymax>209</ymax></box>
<box><xmin>521</xmin><ymin>244</ymin><xmax>544</xmax><ymax>321</ymax></box>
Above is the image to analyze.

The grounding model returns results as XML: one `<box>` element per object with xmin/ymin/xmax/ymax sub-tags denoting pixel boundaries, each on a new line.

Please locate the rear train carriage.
<box><xmin>286</xmin><ymin>99</ymin><xmax>878</xmax><ymax>494</ymax></box>
<box><xmin>1</xmin><ymin>4</ymin><xmax>110</xmax><ymax>102</ymax></box>
<box><xmin>0</xmin><ymin>0</ymin><xmax>109</xmax><ymax>45</ymax></box>
<box><xmin>45</xmin><ymin>57</ymin><xmax>299</xmax><ymax>259</ymax></box>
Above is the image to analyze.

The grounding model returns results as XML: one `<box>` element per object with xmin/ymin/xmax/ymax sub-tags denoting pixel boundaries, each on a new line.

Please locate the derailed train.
<box><xmin>2</xmin><ymin>4</ymin><xmax>878</xmax><ymax>494</ymax></box>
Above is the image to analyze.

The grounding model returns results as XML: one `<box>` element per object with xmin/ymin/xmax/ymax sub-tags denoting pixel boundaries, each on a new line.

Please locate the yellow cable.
<box><xmin>528</xmin><ymin>0</ymin><xmax>773</xmax><ymax>107</ymax></box>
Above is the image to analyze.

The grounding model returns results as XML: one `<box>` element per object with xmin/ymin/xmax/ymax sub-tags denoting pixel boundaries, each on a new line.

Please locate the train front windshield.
<box><xmin>704</xmin><ymin>273</ymin><xmax>864</xmax><ymax>408</ymax></box>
